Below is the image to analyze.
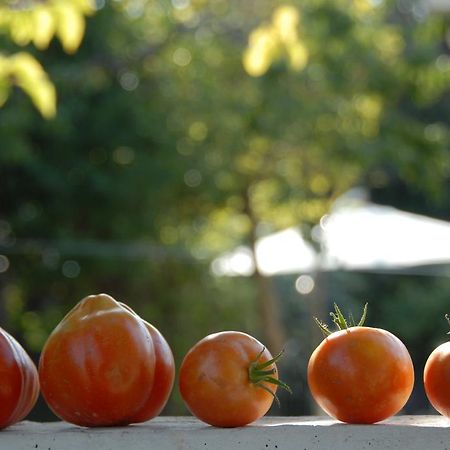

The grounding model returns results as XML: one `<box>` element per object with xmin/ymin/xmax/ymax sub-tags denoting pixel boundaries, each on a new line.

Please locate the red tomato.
<box><xmin>39</xmin><ymin>293</ymin><xmax>174</xmax><ymax>427</ymax></box>
<box><xmin>307</xmin><ymin>304</ymin><xmax>414</xmax><ymax>424</ymax></box>
<box><xmin>423</xmin><ymin>315</ymin><xmax>450</xmax><ymax>418</ymax></box>
<box><xmin>0</xmin><ymin>326</ymin><xmax>39</xmax><ymax>429</ymax></box>
<box><xmin>179</xmin><ymin>331</ymin><xmax>289</xmax><ymax>427</ymax></box>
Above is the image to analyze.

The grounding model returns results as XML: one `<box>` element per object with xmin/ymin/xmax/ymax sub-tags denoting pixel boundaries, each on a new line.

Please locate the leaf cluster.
<box><xmin>0</xmin><ymin>0</ymin><xmax>93</xmax><ymax>116</ymax></box>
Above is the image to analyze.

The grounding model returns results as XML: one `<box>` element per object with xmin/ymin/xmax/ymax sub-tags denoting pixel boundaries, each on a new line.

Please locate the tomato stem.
<box><xmin>314</xmin><ymin>302</ymin><xmax>368</xmax><ymax>336</ymax></box>
<box><xmin>330</xmin><ymin>303</ymin><xmax>348</xmax><ymax>329</ymax></box>
<box><xmin>248</xmin><ymin>348</ymin><xmax>291</xmax><ymax>406</ymax></box>
<box><xmin>445</xmin><ymin>314</ymin><xmax>450</xmax><ymax>334</ymax></box>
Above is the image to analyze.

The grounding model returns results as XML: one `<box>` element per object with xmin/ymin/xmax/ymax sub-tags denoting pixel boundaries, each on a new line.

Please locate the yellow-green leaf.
<box><xmin>32</xmin><ymin>6</ymin><xmax>56</xmax><ymax>50</ymax></box>
<box><xmin>12</xmin><ymin>52</ymin><xmax>57</xmax><ymax>118</ymax></box>
<box><xmin>243</xmin><ymin>27</ymin><xmax>277</xmax><ymax>77</ymax></box>
<box><xmin>243</xmin><ymin>5</ymin><xmax>308</xmax><ymax>77</ymax></box>
<box><xmin>55</xmin><ymin>2</ymin><xmax>86</xmax><ymax>54</ymax></box>
<box><xmin>273</xmin><ymin>5</ymin><xmax>300</xmax><ymax>45</ymax></box>
<box><xmin>288</xmin><ymin>41</ymin><xmax>308</xmax><ymax>71</ymax></box>
<box><xmin>9</xmin><ymin>12</ymin><xmax>34</xmax><ymax>46</ymax></box>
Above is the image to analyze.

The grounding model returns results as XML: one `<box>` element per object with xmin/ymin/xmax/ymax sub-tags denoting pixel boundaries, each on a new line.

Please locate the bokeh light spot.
<box><xmin>295</xmin><ymin>274</ymin><xmax>315</xmax><ymax>294</ymax></box>
<box><xmin>184</xmin><ymin>169</ymin><xmax>202</xmax><ymax>187</ymax></box>
<box><xmin>188</xmin><ymin>121</ymin><xmax>208</xmax><ymax>141</ymax></box>
<box><xmin>113</xmin><ymin>146</ymin><xmax>135</xmax><ymax>165</ymax></box>
<box><xmin>173</xmin><ymin>47</ymin><xmax>192</xmax><ymax>66</ymax></box>
<box><xmin>0</xmin><ymin>255</ymin><xmax>10</xmax><ymax>273</ymax></box>
<box><xmin>62</xmin><ymin>260</ymin><xmax>81</xmax><ymax>278</ymax></box>
<box><xmin>119</xmin><ymin>72</ymin><xmax>139</xmax><ymax>91</ymax></box>
<box><xmin>160</xmin><ymin>225</ymin><xmax>179</xmax><ymax>245</ymax></box>
<box><xmin>436</xmin><ymin>55</ymin><xmax>450</xmax><ymax>72</ymax></box>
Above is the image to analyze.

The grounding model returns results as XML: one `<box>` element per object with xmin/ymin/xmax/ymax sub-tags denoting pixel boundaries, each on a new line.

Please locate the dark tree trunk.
<box><xmin>251</xmin><ymin>265</ymin><xmax>287</xmax><ymax>354</ymax></box>
<box><xmin>244</xmin><ymin>189</ymin><xmax>287</xmax><ymax>354</ymax></box>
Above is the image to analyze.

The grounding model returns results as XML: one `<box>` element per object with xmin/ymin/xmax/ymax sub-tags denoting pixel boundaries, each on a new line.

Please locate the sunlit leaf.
<box><xmin>354</xmin><ymin>94</ymin><xmax>383</xmax><ymax>121</ymax></box>
<box><xmin>9</xmin><ymin>11</ymin><xmax>34</xmax><ymax>46</ymax></box>
<box><xmin>32</xmin><ymin>6</ymin><xmax>56</xmax><ymax>49</ymax></box>
<box><xmin>55</xmin><ymin>2</ymin><xmax>86</xmax><ymax>54</ymax></box>
<box><xmin>273</xmin><ymin>5</ymin><xmax>299</xmax><ymax>44</ymax></box>
<box><xmin>288</xmin><ymin>41</ymin><xmax>308</xmax><ymax>71</ymax></box>
<box><xmin>0</xmin><ymin>0</ymin><xmax>94</xmax><ymax>54</ymax></box>
<box><xmin>243</xmin><ymin>27</ymin><xmax>277</xmax><ymax>77</ymax></box>
<box><xmin>12</xmin><ymin>52</ymin><xmax>56</xmax><ymax>118</ymax></box>
<box><xmin>243</xmin><ymin>5</ymin><xmax>308</xmax><ymax>76</ymax></box>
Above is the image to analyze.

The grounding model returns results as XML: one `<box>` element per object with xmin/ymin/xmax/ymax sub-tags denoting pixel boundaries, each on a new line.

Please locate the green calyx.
<box><xmin>314</xmin><ymin>302</ymin><xmax>368</xmax><ymax>337</ymax></box>
<box><xmin>446</xmin><ymin>314</ymin><xmax>450</xmax><ymax>334</ymax></box>
<box><xmin>248</xmin><ymin>348</ymin><xmax>292</xmax><ymax>406</ymax></box>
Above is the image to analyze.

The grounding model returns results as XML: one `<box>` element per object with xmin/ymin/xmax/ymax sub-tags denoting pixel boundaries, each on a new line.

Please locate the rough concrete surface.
<box><xmin>0</xmin><ymin>416</ymin><xmax>449</xmax><ymax>450</ymax></box>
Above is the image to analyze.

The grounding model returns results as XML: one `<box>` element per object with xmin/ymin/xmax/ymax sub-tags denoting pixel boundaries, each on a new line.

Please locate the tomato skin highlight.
<box><xmin>424</xmin><ymin>341</ymin><xmax>450</xmax><ymax>418</ymax></box>
<box><xmin>179</xmin><ymin>331</ymin><xmax>278</xmax><ymax>427</ymax></box>
<box><xmin>307</xmin><ymin>326</ymin><xmax>414</xmax><ymax>424</ymax></box>
<box><xmin>39</xmin><ymin>294</ymin><xmax>174</xmax><ymax>427</ymax></box>
<box><xmin>0</xmin><ymin>327</ymin><xmax>39</xmax><ymax>430</ymax></box>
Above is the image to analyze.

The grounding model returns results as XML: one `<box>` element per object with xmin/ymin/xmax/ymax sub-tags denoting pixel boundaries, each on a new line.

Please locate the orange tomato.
<box><xmin>39</xmin><ymin>293</ymin><xmax>174</xmax><ymax>427</ymax></box>
<box><xmin>179</xmin><ymin>331</ymin><xmax>289</xmax><ymax>427</ymax></box>
<box><xmin>307</xmin><ymin>304</ymin><xmax>414</xmax><ymax>424</ymax></box>
<box><xmin>0</xmin><ymin>327</ymin><xmax>39</xmax><ymax>429</ymax></box>
<box><xmin>423</xmin><ymin>315</ymin><xmax>450</xmax><ymax>418</ymax></box>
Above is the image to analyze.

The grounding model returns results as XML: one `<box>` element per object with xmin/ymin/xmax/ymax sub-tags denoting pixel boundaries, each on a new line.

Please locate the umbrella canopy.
<box><xmin>320</xmin><ymin>202</ymin><xmax>450</xmax><ymax>271</ymax></box>
<box><xmin>212</xmin><ymin>193</ymin><xmax>450</xmax><ymax>276</ymax></box>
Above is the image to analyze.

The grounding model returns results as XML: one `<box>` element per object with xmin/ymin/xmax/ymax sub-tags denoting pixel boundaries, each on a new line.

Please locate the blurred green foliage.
<box><xmin>0</xmin><ymin>0</ymin><xmax>449</xmax><ymax>418</ymax></box>
<box><xmin>0</xmin><ymin>0</ymin><xmax>93</xmax><ymax>116</ymax></box>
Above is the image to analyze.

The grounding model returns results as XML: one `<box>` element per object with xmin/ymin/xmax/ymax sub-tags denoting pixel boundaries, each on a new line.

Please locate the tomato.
<box><xmin>0</xmin><ymin>326</ymin><xmax>39</xmax><ymax>429</ymax></box>
<box><xmin>423</xmin><ymin>315</ymin><xmax>450</xmax><ymax>418</ymax></box>
<box><xmin>179</xmin><ymin>331</ymin><xmax>289</xmax><ymax>427</ymax></box>
<box><xmin>39</xmin><ymin>293</ymin><xmax>175</xmax><ymax>427</ymax></box>
<box><xmin>307</xmin><ymin>304</ymin><xmax>414</xmax><ymax>424</ymax></box>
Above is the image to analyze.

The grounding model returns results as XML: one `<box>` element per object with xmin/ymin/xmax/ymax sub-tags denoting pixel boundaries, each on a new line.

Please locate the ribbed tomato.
<box><xmin>0</xmin><ymin>327</ymin><xmax>39</xmax><ymax>429</ymax></box>
<box><xmin>423</xmin><ymin>315</ymin><xmax>450</xmax><ymax>418</ymax></box>
<box><xmin>307</xmin><ymin>304</ymin><xmax>414</xmax><ymax>424</ymax></box>
<box><xmin>39</xmin><ymin>293</ymin><xmax>174</xmax><ymax>427</ymax></box>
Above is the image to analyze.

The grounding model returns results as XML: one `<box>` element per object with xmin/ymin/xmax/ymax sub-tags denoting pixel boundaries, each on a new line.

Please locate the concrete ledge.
<box><xmin>2</xmin><ymin>416</ymin><xmax>449</xmax><ymax>450</ymax></box>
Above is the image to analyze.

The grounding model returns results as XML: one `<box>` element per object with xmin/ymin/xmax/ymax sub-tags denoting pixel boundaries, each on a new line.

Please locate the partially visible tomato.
<box><xmin>423</xmin><ymin>315</ymin><xmax>450</xmax><ymax>418</ymax></box>
<box><xmin>39</xmin><ymin>293</ymin><xmax>174</xmax><ymax>427</ymax></box>
<box><xmin>179</xmin><ymin>331</ymin><xmax>289</xmax><ymax>428</ymax></box>
<box><xmin>0</xmin><ymin>326</ymin><xmax>39</xmax><ymax>429</ymax></box>
<box><xmin>307</xmin><ymin>304</ymin><xmax>414</xmax><ymax>424</ymax></box>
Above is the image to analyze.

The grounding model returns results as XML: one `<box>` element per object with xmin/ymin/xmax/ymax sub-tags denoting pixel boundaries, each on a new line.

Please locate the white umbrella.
<box><xmin>320</xmin><ymin>202</ymin><xmax>450</xmax><ymax>271</ymax></box>
<box><xmin>211</xmin><ymin>190</ymin><xmax>450</xmax><ymax>276</ymax></box>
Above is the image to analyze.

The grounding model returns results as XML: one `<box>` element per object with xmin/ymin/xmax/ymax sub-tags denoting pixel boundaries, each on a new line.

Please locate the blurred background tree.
<box><xmin>0</xmin><ymin>0</ymin><xmax>449</xmax><ymax>418</ymax></box>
